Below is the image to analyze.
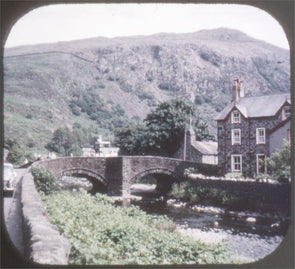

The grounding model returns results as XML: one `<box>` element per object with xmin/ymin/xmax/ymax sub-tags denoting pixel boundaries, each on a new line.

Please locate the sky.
<box><xmin>4</xmin><ymin>3</ymin><xmax>289</xmax><ymax>50</ymax></box>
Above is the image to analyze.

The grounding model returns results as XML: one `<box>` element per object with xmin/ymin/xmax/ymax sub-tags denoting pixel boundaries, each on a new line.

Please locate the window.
<box><xmin>231</xmin><ymin>110</ymin><xmax>240</xmax><ymax>124</ymax></box>
<box><xmin>231</xmin><ymin>155</ymin><xmax>242</xmax><ymax>172</ymax></box>
<box><xmin>231</xmin><ymin>129</ymin><xmax>241</xmax><ymax>145</ymax></box>
<box><xmin>282</xmin><ymin>106</ymin><xmax>291</xmax><ymax>120</ymax></box>
<box><xmin>256</xmin><ymin>154</ymin><xmax>266</xmax><ymax>175</ymax></box>
<box><xmin>256</xmin><ymin>128</ymin><xmax>265</xmax><ymax>144</ymax></box>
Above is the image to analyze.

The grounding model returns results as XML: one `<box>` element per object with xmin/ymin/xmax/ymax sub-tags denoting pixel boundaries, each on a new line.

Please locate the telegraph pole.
<box><xmin>183</xmin><ymin>116</ymin><xmax>187</xmax><ymax>161</ymax></box>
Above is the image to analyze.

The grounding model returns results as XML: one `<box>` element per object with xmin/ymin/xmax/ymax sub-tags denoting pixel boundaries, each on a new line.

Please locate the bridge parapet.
<box><xmin>32</xmin><ymin>156</ymin><xmax>217</xmax><ymax>195</ymax></box>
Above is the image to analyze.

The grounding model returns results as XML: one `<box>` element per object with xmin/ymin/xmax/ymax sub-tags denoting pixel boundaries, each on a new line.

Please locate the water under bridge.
<box><xmin>33</xmin><ymin>156</ymin><xmax>217</xmax><ymax>195</ymax></box>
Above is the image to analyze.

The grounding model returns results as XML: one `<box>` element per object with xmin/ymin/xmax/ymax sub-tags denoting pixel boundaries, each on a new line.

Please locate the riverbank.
<box><xmin>43</xmin><ymin>190</ymin><xmax>239</xmax><ymax>265</ymax></box>
<box><xmin>130</xmin><ymin>184</ymin><xmax>289</xmax><ymax>263</ymax></box>
<box><xmin>176</xmin><ymin>225</ymin><xmax>283</xmax><ymax>262</ymax></box>
<box><xmin>135</xmin><ymin>197</ymin><xmax>286</xmax><ymax>263</ymax></box>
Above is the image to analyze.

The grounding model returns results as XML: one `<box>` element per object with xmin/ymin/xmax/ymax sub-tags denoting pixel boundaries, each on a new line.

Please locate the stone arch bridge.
<box><xmin>33</xmin><ymin>156</ymin><xmax>217</xmax><ymax>195</ymax></box>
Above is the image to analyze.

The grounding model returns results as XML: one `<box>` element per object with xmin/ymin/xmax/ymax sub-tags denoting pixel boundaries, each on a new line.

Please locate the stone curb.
<box><xmin>21</xmin><ymin>170</ymin><xmax>71</xmax><ymax>265</ymax></box>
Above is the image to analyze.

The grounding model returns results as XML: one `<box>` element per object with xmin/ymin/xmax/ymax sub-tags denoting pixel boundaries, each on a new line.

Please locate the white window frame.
<box><xmin>231</xmin><ymin>154</ymin><xmax>242</xmax><ymax>172</ymax></box>
<box><xmin>231</xmin><ymin>129</ymin><xmax>241</xmax><ymax>145</ymax></box>
<box><xmin>256</xmin><ymin>154</ymin><xmax>267</xmax><ymax>175</ymax></box>
<box><xmin>256</xmin><ymin>128</ymin><xmax>266</xmax><ymax>144</ymax></box>
<box><xmin>231</xmin><ymin>110</ymin><xmax>241</xmax><ymax>124</ymax></box>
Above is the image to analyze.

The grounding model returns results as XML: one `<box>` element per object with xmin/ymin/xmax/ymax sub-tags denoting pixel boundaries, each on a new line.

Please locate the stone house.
<box><xmin>215</xmin><ymin>79</ymin><xmax>291</xmax><ymax>177</ymax></box>
<box><xmin>173</xmin><ymin>128</ymin><xmax>218</xmax><ymax>165</ymax></box>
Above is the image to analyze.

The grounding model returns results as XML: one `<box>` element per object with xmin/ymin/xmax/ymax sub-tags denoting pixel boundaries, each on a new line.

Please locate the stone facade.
<box><xmin>216</xmin><ymin>80</ymin><xmax>291</xmax><ymax>177</ymax></box>
<box><xmin>34</xmin><ymin>156</ymin><xmax>217</xmax><ymax>196</ymax></box>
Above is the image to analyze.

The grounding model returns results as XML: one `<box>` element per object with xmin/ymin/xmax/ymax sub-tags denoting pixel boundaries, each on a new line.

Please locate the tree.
<box><xmin>46</xmin><ymin>127</ymin><xmax>82</xmax><ymax>156</ymax></box>
<box><xmin>5</xmin><ymin>138</ymin><xmax>25</xmax><ymax>165</ymax></box>
<box><xmin>115</xmin><ymin>124</ymin><xmax>148</xmax><ymax>155</ymax></box>
<box><xmin>266</xmin><ymin>140</ymin><xmax>291</xmax><ymax>181</ymax></box>
<box><xmin>143</xmin><ymin>99</ymin><xmax>194</xmax><ymax>155</ymax></box>
<box><xmin>115</xmin><ymin>99</ymin><xmax>213</xmax><ymax>156</ymax></box>
<box><xmin>7</xmin><ymin>143</ymin><xmax>25</xmax><ymax>165</ymax></box>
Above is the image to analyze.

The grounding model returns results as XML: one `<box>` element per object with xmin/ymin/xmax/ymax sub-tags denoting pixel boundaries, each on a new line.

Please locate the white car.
<box><xmin>3</xmin><ymin>163</ymin><xmax>16</xmax><ymax>194</ymax></box>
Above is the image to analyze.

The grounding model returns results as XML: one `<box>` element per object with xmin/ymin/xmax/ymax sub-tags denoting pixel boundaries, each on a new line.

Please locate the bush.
<box><xmin>183</xmin><ymin>167</ymin><xmax>198</xmax><ymax>178</ymax></box>
<box><xmin>266</xmin><ymin>140</ymin><xmax>291</xmax><ymax>181</ymax></box>
<box><xmin>7</xmin><ymin>144</ymin><xmax>25</xmax><ymax>165</ymax></box>
<box><xmin>43</xmin><ymin>191</ymin><xmax>235</xmax><ymax>265</ymax></box>
<box><xmin>170</xmin><ymin>181</ymin><xmax>241</xmax><ymax>207</ymax></box>
<box><xmin>30</xmin><ymin>166</ymin><xmax>60</xmax><ymax>195</ymax></box>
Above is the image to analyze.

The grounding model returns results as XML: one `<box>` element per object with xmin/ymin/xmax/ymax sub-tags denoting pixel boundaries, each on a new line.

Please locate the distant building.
<box><xmin>173</xmin><ymin>128</ymin><xmax>218</xmax><ymax>165</ymax></box>
<box><xmin>47</xmin><ymin>152</ymin><xmax>57</xmax><ymax>159</ymax></box>
<box><xmin>83</xmin><ymin>136</ymin><xmax>119</xmax><ymax>157</ymax></box>
<box><xmin>215</xmin><ymin>79</ymin><xmax>291</xmax><ymax>177</ymax></box>
<box><xmin>82</xmin><ymin>148</ymin><xmax>96</xmax><ymax>157</ymax></box>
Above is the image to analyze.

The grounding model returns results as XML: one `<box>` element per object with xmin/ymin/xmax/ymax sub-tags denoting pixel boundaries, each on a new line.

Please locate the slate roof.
<box><xmin>215</xmin><ymin>93</ymin><xmax>291</xmax><ymax>120</ymax></box>
<box><xmin>191</xmin><ymin>140</ymin><xmax>218</xmax><ymax>155</ymax></box>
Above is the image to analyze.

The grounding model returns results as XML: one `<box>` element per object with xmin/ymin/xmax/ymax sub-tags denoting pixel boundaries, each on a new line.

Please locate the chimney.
<box><xmin>232</xmin><ymin>79</ymin><xmax>244</xmax><ymax>102</ymax></box>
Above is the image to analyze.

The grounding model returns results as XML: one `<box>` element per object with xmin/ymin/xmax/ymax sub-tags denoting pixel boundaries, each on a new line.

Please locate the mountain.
<box><xmin>3</xmin><ymin>28</ymin><xmax>290</xmax><ymax>152</ymax></box>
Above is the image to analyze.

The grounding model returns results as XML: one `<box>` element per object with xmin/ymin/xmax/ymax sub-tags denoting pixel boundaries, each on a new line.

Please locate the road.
<box><xmin>3</xmin><ymin>168</ymin><xmax>27</xmax><ymax>255</ymax></box>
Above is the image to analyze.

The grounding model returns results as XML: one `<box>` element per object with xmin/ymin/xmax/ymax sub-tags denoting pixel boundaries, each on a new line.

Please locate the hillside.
<box><xmin>3</xmin><ymin>28</ymin><xmax>290</xmax><ymax>153</ymax></box>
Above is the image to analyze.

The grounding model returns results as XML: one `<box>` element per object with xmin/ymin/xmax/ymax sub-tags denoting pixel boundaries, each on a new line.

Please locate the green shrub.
<box><xmin>30</xmin><ymin>166</ymin><xmax>60</xmax><ymax>195</ymax></box>
<box><xmin>43</xmin><ymin>191</ymin><xmax>235</xmax><ymax>265</ymax></box>
<box><xmin>184</xmin><ymin>167</ymin><xmax>198</xmax><ymax>178</ymax></box>
<box><xmin>266</xmin><ymin>140</ymin><xmax>291</xmax><ymax>181</ymax></box>
<box><xmin>170</xmin><ymin>181</ymin><xmax>241</xmax><ymax>207</ymax></box>
<box><xmin>5</xmin><ymin>138</ymin><xmax>25</xmax><ymax>165</ymax></box>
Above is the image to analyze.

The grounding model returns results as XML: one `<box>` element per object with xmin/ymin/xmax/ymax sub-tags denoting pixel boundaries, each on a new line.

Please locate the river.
<box><xmin>130</xmin><ymin>184</ymin><xmax>289</xmax><ymax>263</ymax></box>
<box><xmin>59</xmin><ymin>178</ymin><xmax>290</xmax><ymax>264</ymax></box>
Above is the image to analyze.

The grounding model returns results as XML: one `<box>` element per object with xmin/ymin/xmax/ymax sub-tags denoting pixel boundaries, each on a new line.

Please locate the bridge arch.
<box><xmin>57</xmin><ymin>168</ymin><xmax>108</xmax><ymax>194</ymax></box>
<box><xmin>130</xmin><ymin>168</ymin><xmax>178</xmax><ymax>194</ymax></box>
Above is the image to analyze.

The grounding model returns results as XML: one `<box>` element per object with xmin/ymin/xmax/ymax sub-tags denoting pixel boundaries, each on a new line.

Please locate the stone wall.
<box><xmin>193</xmin><ymin>177</ymin><xmax>291</xmax><ymax>215</ymax></box>
<box><xmin>21</xmin><ymin>170</ymin><xmax>71</xmax><ymax>264</ymax></box>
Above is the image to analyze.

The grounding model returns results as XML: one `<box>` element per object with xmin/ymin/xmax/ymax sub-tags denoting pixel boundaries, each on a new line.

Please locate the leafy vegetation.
<box><xmin>266</xmin><ymin>140</ymin><xmax>291</xmax><ymax>181</ymax></box>
<box><xmin>30</xmin><ymin>166</ymin><xmax>60</xmax><ymax>195</ymax></box>
<box><xmin>69</xmin><ymin>88</ymin><xmax>130</xmax><ymax>131</ymax></box>
<box><xmin>4</xmin><ymin>138</ymin><xmax>34</xmax><ymax>166</ymax></box>
<box><xmin>43</xmin><ymin>190</ymin><xmax>236</xmax><ymax>265</ymax></box>
<box><xmin>45</xmin><ymin>127</ymin><xmax>84</xmax><ymax>156</ymax></box>
<box><xmin>169</xmin><ymin>181</ymin><xmax>242</xmax><ymax>207</ymax></box>
<box><xmin>115</xmin><ymin>99</ymin><xmax>214</xmax><ymax>156</ymax></box>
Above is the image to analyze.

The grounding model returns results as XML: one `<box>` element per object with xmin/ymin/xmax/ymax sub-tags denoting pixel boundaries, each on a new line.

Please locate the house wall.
<box><xmin>173</xmin><ymin>140</ymin><xmax>203</xmax><ymax>163</ymax></box>
<box><xmin>269</xmin><ymin>121</ymin><xmax>290</xmax><ymax>155</ymax></box>
<box><xmin>217</xmin><ymin>106</ymin><xmax>286</xmax><ymax>177</ymax></box>
<box><xmin>173</xmin><ymin>130</ymin><xmax>218</xmax><ymax>164</ymax></box>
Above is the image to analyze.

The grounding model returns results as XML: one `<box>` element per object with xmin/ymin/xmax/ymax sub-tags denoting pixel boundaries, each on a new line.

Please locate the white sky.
<box><xmin>4</xmin><ymin>3</ymin><xmax>289</xmax><ymax>50</ymax></box>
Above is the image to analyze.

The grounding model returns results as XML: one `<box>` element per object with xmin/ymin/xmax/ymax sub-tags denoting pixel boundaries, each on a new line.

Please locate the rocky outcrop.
<box><xmin>21</xmin><ymin>171</ymin><xmax>71</xmax><ymax>265</ymax></box>
<box><xmin>4</xmin><ymin>28</ymin><xmax>290</xmax><ymax>149</ymax></box>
